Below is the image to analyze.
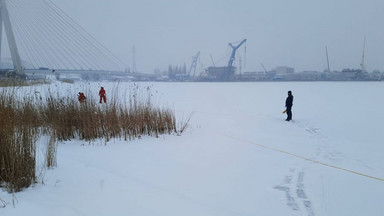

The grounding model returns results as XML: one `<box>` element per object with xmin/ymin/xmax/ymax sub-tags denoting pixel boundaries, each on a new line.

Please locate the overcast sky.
<box><xmin>53</xmin><ymin>0</ymin><xmax>384</xmax><ymax>73</ymax></box>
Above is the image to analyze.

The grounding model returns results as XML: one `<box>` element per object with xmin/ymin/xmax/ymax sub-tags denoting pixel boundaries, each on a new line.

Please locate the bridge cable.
<box><xmin>46</xmin><ymin>0</ymin><xmax>127</xmax><ymax>69</ymax></box>
<box><xmin>4</xmin><ymin>0</ymin><xmax>128</xmax><ymax>71</ymax></box>
<box><xmin>45</xmin><ymin>0</ymin><xmax>125</xmax><ymax>70</ymax></box>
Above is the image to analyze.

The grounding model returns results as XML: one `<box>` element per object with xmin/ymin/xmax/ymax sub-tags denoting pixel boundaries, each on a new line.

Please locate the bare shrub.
<box><xmin>178</xmin><ymin>113</ymin><xmax>193</xmax><ymax>135</ymax></box>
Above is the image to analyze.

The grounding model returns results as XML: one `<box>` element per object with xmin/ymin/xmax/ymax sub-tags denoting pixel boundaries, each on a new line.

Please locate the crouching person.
<box><xmin>78</xmin><ymin>92</ymin><xmax>86</xmax><ymax>103</ymax></box>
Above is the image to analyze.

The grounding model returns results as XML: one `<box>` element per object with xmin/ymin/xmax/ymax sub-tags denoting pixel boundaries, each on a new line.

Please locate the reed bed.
<box><xmin>0</xmin><ymin>78</ymin><xmax>49</xmax><ymax>87</ymax></box>
<box><xmin>0</xmin><ymin>85</ymin><xmax>186</xmax><ymax>192</ymax></box>
<box><xmin>0</xmin><ymin>89</ymin><xmax>39</xmax><ymax>192</ymax></box>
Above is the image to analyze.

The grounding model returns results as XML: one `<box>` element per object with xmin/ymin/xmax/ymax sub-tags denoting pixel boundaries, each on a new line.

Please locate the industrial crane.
<box><xmin>228</xmin><ymin>39</ymin><xmax>247</xmax><ymax>68</ymax></box>
<box><xmin>205</xmin><ymin>39</ymin><xmax>247</xmax><ymax>80</ymax></box>
<box><xmin>224</xmin><ymin>39</ymin><xmax>246</xmax><ymax>79</ymax></box>
<box><xmin>360</xmin><ymin>37</ymin><xmax>366</xmax><ymax>72</ymax></box>
<box><xmin>188</xmin><ymin>51</ymin><xmax>200</xmax><ymax>77</ymax></box>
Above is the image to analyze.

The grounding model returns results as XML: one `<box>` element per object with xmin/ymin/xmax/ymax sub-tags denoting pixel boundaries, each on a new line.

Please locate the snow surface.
<box><xmin>1</xmin><ymin>81</ymin><xmax>384</xmax><ymax>216</ymax></box>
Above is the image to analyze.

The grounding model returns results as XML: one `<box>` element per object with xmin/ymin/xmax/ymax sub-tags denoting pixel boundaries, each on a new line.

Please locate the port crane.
<box><xmin>225</xmin><ymin>39</ymin><xmax>247</xmax><ymax>79</ymax></box>
<box><xmin>188</xmin><ymin>51</ymin><xmax>200</xmax><ymax>77</ymax></box>
<box><xmin>205</xmin><ymin>39</ymin><xmax>247</xmax><ymax>80</ymax></box>
<box><xmin>228</xmin><ymin>39</ymin><xmax>247</xmax><ymax>69</ymax></box>
<box><xmin>261</xmin><ymin>63</ymin><xmax>268</xmax><ymax>73</ymax></box>
<box><xmin>360</xmin><ymin>37</ymin><xmax>366</xmax><ymax>72</ymax></box>
<box><xmin>325</xmin><ymin>46</ymin><xmax>331</xmax><ymax>72</ymax></box>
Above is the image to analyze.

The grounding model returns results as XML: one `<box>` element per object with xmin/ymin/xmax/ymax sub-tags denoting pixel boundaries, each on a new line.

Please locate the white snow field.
<box><xmin>1</xmin><ymin>81</ymin><xmax>384</xmax><ymax>216</ymax></box>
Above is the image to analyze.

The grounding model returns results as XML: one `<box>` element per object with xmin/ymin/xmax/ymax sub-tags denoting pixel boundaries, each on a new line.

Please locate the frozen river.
<box><xmin>1</xmin><ymin>81</ymin><xmax>384</xmax><ymax>216</ymax></box>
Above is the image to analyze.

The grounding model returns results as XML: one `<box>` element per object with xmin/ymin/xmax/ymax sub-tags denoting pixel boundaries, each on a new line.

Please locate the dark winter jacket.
<box><xmin>285</xmin><ymin>94</ymin><xmax>293</xmax><ymax>108</ymax></box>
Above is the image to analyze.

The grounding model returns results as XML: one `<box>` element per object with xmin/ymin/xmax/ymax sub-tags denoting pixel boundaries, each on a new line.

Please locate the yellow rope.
<box><xmin>223</xmin><ymin>134</ymin><xmax>384</xmax><ymax>183</ymax></box>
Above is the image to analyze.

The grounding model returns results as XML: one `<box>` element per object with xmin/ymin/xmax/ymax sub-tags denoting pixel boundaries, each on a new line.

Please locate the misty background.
<box><xmin>4</xmin><ymin>0</ymin><xmax>384</xmax><ymax>73</ymax></box>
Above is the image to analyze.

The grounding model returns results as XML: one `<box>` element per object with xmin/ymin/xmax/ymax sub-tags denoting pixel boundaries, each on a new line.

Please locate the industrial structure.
<box><xmin>188</xmin><ymin>51</ymin><xmax>200</xmax><ymax>78</ymax></box>
<box><xmin>360</xmin><ymin>37</ymin><xmax>366</xmax><ymax>73</ymax></box>
<box><xmin>205</xmin><ymin>39</ymin><xmax>247</xmax><ymax>80</ymax></box>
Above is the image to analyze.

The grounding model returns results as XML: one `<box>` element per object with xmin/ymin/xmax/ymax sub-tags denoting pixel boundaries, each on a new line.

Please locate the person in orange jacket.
<box><xmin>99</xmin><ymin>87</ymin><xmax>106</xmax><ymax>103</ymax></box>
<box><xmin>78</xmin><ymin>92</ymin><xmax>86</xmax><ymax>103</ymax></box>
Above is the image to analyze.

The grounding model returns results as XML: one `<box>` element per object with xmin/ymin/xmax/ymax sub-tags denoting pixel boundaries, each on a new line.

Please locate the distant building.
<box><xmin>206</xmin><ymin>66</ymin><xmax>236</xmax><ymax>80</ymax></box>
<box><xmin>275</xmin><ymin>66</ymin><xmax>294</xmax><ymax>75</ymax></box>
<box><xmin>241</xmin><ymin>71</ymin><xmax>266</xmax><ymax>81</ymax></box>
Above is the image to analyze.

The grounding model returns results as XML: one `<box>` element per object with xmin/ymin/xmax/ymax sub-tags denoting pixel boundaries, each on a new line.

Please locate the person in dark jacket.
<box><xmin>285</xmin><ymin>90</ymin><xmax>293</xmax><ymax>121</ymax></box>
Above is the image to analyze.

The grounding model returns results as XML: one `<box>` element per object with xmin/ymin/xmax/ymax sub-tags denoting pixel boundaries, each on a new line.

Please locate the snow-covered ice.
<box><xmin>1</xmin><ymin>81</ymin><xmax>384</xmax><ymax>216</ymax></box>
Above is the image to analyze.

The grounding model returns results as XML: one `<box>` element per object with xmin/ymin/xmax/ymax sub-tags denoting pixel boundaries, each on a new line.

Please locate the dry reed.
<box><xmin>0</xmin><ymin>89</ymin><xmax>39</xmax><ymax>192</ymax></box>
<box><xmin>1</xmin><ymin>84</ymin><xmax>188</xmax><ymax>192</ymax></box>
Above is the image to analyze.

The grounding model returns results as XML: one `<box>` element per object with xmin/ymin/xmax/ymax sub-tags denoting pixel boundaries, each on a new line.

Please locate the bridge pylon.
<box><xmin>0</xmin><ymin>0</ymin><xmax>24</xmax><ymax>75</ymax></box>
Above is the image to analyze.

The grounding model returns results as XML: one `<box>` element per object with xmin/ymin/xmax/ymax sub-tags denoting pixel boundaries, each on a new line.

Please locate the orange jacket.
<box><xmin>78</xmin><ymin>93</ymin><xmax>86</xmax><ymax>102</ymax></box>
<box><xmin>99</xmin><ymin>88</ymin><xmax>106</xmax><ymax>96</ymax></box>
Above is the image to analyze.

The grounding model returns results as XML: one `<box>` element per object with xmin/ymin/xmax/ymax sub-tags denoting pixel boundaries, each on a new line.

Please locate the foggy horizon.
<box><xmin>2</xmin><ymin>0</ymin><xmax>384</xmax><ymax>73</ymax></box>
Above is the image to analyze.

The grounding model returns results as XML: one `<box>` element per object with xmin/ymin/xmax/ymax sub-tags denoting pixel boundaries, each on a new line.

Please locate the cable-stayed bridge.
<box><xmin>0</xmin><ymin>0</ymin><xmax>149</xmax><ymax>80</ymax></box>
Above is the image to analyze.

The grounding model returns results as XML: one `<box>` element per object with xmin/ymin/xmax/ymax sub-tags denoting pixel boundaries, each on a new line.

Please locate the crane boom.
<box><xmin>228</xmin><ymin>39</ymin><xmax>247</xmax><ymax>68</ymax></box>
<box><xmin>360</xmin><ymin>37</ymin><xmax>366</xmax><ymax>72</ymax></box>
<box><xmin>209</xmin><ymin>54</ymin><xmax>215</xmax><ymax>67</ymax></box>
<box><xmin>188</xmin><ymin>51</ymin><xmax>200</xmax><ymax>76</ymax></box>
<box><xmin>325</xmin><ymin>46</ymin><xmax>331</xmax><ymax>72</ymax></box>
<box><xmin>261</xmin><ymin>63</ymin><xmax>267</xmax><ymax>73</ymax></box>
